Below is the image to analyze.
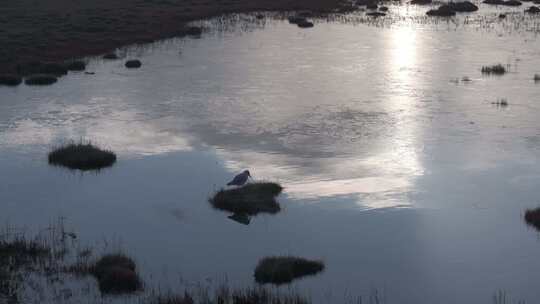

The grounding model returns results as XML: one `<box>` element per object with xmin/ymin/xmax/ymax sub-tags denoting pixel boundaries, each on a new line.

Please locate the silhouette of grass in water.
<box><xmin>254</xmin><ymin>256</ymin><xmax>325</xmax><ymax>285</ymax></box>
<box><xmin>48</xmin><ymin>141</ymin><xmax>117</xmax><ymax>171</ymax></box>
<box><xmin>481</xmin><ymin>64</ymin><xmax>507</xmax><ymax>75</ymax></box>
<box><xmin>209</xmin><ymin>182</ymin><xmax>283</xmax><ymax>215</ymax></box>
<box><xmin>524</xmin><ymin>207</ymin><xmax>540</xmax><ymax>231</ymax></box>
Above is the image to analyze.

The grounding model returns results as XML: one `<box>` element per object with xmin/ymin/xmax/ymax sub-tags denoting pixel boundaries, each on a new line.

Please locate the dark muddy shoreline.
<box><xmin>0</xmin><ymin>0</ymin><xmax>350</xmax><ymax>74</ymax></box>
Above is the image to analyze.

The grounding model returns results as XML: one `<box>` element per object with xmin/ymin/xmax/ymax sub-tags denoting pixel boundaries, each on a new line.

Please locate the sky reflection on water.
<box><xmin>1</xmin><ymin>13</ymin><xmax>540</xmax><ymax>303</ymax></box>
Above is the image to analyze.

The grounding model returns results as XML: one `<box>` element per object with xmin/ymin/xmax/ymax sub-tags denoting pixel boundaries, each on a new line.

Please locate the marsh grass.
<box><xmin>209</xmin><ymin>182</ymin><xmax>283</xmax><ymax>215</ymax></box>
<box><xmin>151</xmin><ymin>286</ymin><xmax>308</xmax><ymax>304</ymax></box>
<box><xmin>24</xmin><ymin>74</ymin><xmax>58</xmax><ymax>85</ymax></box>
<box><xmin>481</xmin><ymin>64</ymin><xmax>507</xmax><ymax>75</ymax></box>
<box><xmin>524</xmin><ymin>207</ymin><xmax>540</xmax><ymax>231</ymax></box>
<box><xmin>48</xmin><ymin>141</ymin><xmax>117</xmax><ymax>171</ymax></box>
<box><xmin>0</xmin><ymin>74</ymin><xmax>22</xmax><ymax>86</ymax></box>
<box><xmin>254</xmin><ymin>256</ymin><xmax>325</xmax><ymax>285</ymax></box>
<box><xmin>0</xmin><ymin>218</ymin><xmax>74</xmax><ymax>303</ymax></box>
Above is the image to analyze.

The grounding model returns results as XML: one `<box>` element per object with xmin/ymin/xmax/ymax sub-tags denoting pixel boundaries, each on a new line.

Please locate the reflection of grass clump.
<box><xmin>25</xmin><ymin>74</ymin><xmax>58</xmax><ymax>85</ymax></box>
<box><xmin>254</xmin><ymin>256</ymin><xmax>325</xmax><ymax>285</ymax></box>
<box><xmin>48</xmin><ymin>141</ymin><xmax>117</xmax><ymax>171</ymax></box>
<box><xmin>209</xmin><ymin>182</ymin><xmax>283</xmax><ymax>215</ymax></box>
<box><xmin>534</xmin><ymin>74</ymin><xmax>540</xmax><ymax>82</ymax></box>
<box><xmin>481</xmin><ymin>64</ymin><xmax>506</xmax><ymax>75</ymax></box>
<box><xmin>525</xmin><ymin>207</ymin><xmax>540</xmax><ymax>231</ymax></box>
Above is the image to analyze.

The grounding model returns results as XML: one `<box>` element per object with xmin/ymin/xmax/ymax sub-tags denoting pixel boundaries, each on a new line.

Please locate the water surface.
<box><xmin>1</xmin><ymin>8</ymin><xmax>540</xmax><ymax>303</ymax></box>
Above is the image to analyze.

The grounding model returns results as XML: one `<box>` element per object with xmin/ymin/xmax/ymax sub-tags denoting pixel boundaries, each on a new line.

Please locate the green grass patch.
<box><xmin>209</xmin><ymin>182</ymin><xmax>283</xmax><ymax>215</ymax></box>
<box><xmin>254</xmin><ymin>256</ymin><xmax>325</xmax><ymax>285</ymax></box>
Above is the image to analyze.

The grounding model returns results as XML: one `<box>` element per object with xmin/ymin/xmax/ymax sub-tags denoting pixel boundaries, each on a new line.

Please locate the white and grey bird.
<box><xmin>227</xmin><ymin>170</ymin><xmax>251</xmax><ymax>186</ymax></box>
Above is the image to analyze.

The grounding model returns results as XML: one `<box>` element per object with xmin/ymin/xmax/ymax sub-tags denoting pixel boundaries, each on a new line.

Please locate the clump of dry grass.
<box><xmin>209</xmin><ymin>182</ymin><xmax>283</xmax><ymax>215</ymax></box>
<box><xmin>254</xmin><ymin>256</ymin><xmax>325</xmax><ymax>285</ymax></box>
<box><xmin>125</xmin><ymin>59</ymin><xmax>142</xmax><ymax>68</ymax></box>
<box><xmin>525</xmin><ymin>207</ymin><xmax>540</xmax><ymax>231</ymax></box>
<box><xmin>67</xmin><ymin>253</ymin><xmax>142</xmax><ymax>294</ymax></box>
<box><xmin>48</xmin><ymin>141</ymin><xmax>117</xmax><ymax>171</ymax></box>
<box><xmin>481</xmin><ymin>64</ymin><xmax>506</xmax><ymax>75</ymax></box>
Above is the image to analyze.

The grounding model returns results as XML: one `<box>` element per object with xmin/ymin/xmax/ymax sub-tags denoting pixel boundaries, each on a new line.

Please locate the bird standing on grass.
<box><xmin>227</xmin><ymin>170</ymin><xmax>251</xmax><ymax>186</ymax></box>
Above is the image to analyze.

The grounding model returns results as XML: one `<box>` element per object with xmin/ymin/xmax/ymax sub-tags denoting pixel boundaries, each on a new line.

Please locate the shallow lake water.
<box><xmin>2</xmin><ymin>5</ymin><xmax>540</xmax><ymax>303</ymax></box>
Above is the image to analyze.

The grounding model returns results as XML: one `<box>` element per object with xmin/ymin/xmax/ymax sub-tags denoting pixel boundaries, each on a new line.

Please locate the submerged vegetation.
<box><xmin>209</xmin><ymin>182</ymin><xmax>283</xmax><ymax>215</ymax></box>
<box><xmin>481</xmin><ymin>64</ymin><xmax>507</xmax><ymax>75</ymax></box>
<box><xmin>254</xmin><ymin>256</ymin><xmax>325</xmax><ymax>285</ymax></box>
<box><xmin>48</xmin><ymin>141</ymin><xmax>117</xmax><ymax>171</ymax></box>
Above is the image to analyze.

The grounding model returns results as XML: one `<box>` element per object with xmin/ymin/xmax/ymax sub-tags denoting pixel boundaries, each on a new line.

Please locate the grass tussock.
<box><xmin>209</xmin><ymin>182</ymin><xmax>283</xmax><ymax>215</ymax></box>
<box><xmin>481</xmin><ymin>64</ymin><xmax>507</xmax><ymax>75</ymax></box>
<box><xmin>48</xmin><ymin>141</ymin><xmax>117</xmax><ymax>171</ymax></box>
<box><xmin>534</xmin><ymin>74</ymin><xmax>540</xmax><ymax>82</ymax></box>
<box><xmin>69</xmin><ymin>253</ymin><xmax>142</xmax><ymax>294</ymax></box>
<box><xmin>254</xmin><ymin>256</ymin><xmax>325</xmax><ymax>285</ymax></box>
<box><xmin>0</xmin><ymin>74</ymin><xmax>22</xmax><ymax>86</ymax></box>
<box><xmin>125</xmin><ymin>59</ymin><xmax>142</xmax><ymax>68</ymax></box>
<box><xmin>24</xmin><ymin>74</ymin><xmax>58</xmax><ymax>85</ymax></box>
<box><xmin>524</xmin><ymin>207</ymin><xmax>540</xmax><ymax>231</ymax></box>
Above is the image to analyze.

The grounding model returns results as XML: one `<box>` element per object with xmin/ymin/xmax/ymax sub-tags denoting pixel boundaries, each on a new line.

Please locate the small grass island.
<box><xmin>209</xmin><ymin>182</ymin><xmax>283</xmax><ymax>215</ymax></box>
<box><xmin>48</xmin><ymin>142</ymin><xmax>117</xmax><ymax>171</ymax></box>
